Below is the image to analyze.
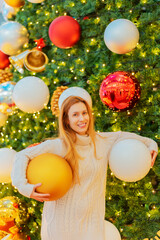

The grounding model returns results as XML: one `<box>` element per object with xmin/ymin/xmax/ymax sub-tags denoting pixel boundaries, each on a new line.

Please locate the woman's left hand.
<box><xmin>150</xmin><ymin>150</ymin><xmax>158</xmax><ymax>167</ymax></box>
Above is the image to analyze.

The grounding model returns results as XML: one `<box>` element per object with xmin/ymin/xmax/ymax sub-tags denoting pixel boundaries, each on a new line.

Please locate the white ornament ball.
<box><xmin>109</xmin><ymin>139</ymin><xmax>151</xmax><ymax>182</ymax></box>
<box><xmin>12</xmin><ymin>76</ymin><xmax>50</xmax><ymax>113</ymax></box>
<box><xmin>0</xmin><ymin>148</ymin><xmax>16</xmax><ymax>183</ymax></box>
<box><xmin>27</xmin><ymin>0</ymin><xmax>44</xmax><ymax>3</ymax></box>
<box><xmin>0</xmin><ymin>112</ymin><xmax>8</xmax><ymax>127</ymax></box>
<box><xmin>0</xmin><ymin>21</ymin><xmax>29</xmax><ymax>56</ymax></box>
<box><xmin>104</xmin><ymin>220</ymin><xmax>121</xmax><ymax>240</ymax></box>
<box><xmin>104</xmin><ymin>19</ymin><xmax>139</xmax><ymax>54</ymax></box>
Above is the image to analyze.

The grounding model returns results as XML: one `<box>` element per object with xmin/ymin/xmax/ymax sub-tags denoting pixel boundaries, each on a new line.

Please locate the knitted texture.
<box><xmin>11</xmin><ymin>131</ymin><xmax>158</xmax><ymax>240</ymax></box>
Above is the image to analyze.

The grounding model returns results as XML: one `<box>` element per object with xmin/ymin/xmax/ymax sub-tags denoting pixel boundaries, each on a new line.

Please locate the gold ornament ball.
<box><xmin>0</xmin><ymin>196</ymin><xmax>19</xmax><ymax>222</ymax></box>
<box><xmin>4</xmin><ymin>0</ymin><xmax>25</xmax><ymax>8</ymax></box>
<box><xmin>27</xmin><ymin>153</ymin><xmax>73</xmax><ymax>201</ymax></box>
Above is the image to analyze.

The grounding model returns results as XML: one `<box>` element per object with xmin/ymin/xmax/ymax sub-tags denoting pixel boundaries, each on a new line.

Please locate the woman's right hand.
<box><xmin>30</xmin><ymin>183</ymin><xmax>50</xmax><ymax>202</ymax></box>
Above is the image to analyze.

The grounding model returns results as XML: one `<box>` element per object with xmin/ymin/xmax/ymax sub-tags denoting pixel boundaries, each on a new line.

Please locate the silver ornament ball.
<box><xmin>0</xmin><ymin>21</ymin><xmax>29</xmax><ymax>56</ymax></box>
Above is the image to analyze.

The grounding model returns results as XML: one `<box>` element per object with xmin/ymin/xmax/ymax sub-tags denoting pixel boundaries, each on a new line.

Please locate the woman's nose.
<box><xmin>79</xmin><ymin>114</ymin><xmax>84</xmax><ymax>121</ymax></box>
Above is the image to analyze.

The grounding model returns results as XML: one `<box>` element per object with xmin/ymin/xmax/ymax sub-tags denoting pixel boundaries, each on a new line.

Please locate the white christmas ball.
<box><xmin>27</xmin><ymin>0</ymin><xmax>44</xmax><ymax>3</ymax></box>
<box><xmin>12</xmin><ymin>76</ymin><xmax>49</xmax><ymax>113</ymax></box>
<box><xmin>109</xmin><ymin>139</ymin><xmax>151</xmax><ymax>182</ymax></box>
<box><xmin>0</xmin><ymin>112</ymin><xmax>8</xmax><ymax>127</ymax></box>
<box><xmin>104</xmin><ymin>19</ymin><xmax>139</xmax><ymax>54</ymax></box>
<box><xmin>0</xmin><ymin>21</ymin><xmax>29</xmax><ymax>56</ymax></box>
<box><xmin>0</xmin><ymin>148</ymin><xmax>16</xmax><ymax>183</ymax></box>
<box><xmin>104</xmin><ymin>220</ymin><xmax>121</xmax><ymax>240</ymax></box>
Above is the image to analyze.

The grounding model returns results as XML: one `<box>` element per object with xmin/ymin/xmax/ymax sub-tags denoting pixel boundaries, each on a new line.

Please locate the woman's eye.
<box><xmin>83</xmin><ymin>112</ymin><xmax>87</xmax><ymax>115</ymax></box>
<box><xmin>73</xmin><ymin>113</ymin><xmax>77</xmax><ymax>116</ymax></box>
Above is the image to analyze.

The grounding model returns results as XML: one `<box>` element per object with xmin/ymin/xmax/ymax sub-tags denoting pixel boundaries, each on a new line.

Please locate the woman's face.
<box><xmin>68</xmin><ymin>102</ymin><xmax>89</xmax><ymax>135</ymax></box>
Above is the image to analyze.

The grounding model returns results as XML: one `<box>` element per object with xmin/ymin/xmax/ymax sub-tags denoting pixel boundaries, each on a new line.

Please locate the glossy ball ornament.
<box><xmin>0</xmin><ymin>148</ymin><xmax>16</xmax><ymax>183</ymax></box>
<box><xmin>12</xmin><ymin>76</ymin><xmax>49</xmax><ymax>113</ymax></box>
<box><xmin>104</xmin><ymin>19</ymin><xmax>139</xmax><ymax>54</ymax></box>
<box><xmin>0</xmin><ymin>81</ymin><xmax>16</xmax><ymax>109</ymax></box>
<box><xmin>0</xmin><ymin>50</ymin><xmax>10</xmax><ymax>69</ymax></box>
<box><xmin>0</xmin><ymin>21</ymin><xmax>29</xmax><ymax>56</ymax></box>
<box><xmin>4</xmin><ymin>0</ymin><xmax>25</xmax><ymax>8</ymax></box>
<box><xmin>0</xmin><ymin>196</ymin><xmax>19</xmax><ymax>221</ymax></box>
<box><xmin>49</xmin><ymin>16</ymin><xmax>81</xmax><ymax>49</ymax></box>
<box><xmin>2</xmin><ymin>2</ymin><xmax>19</xmax><ymax>20</ymax></box>
<box><xmin>27</xmin><ymin>153</ymin><xmax>73</xmax><ymax>201</ymax></box>
<box><xmin>0</xmin><ymin>196</ymin><xmax>28</xmax><ymax>239</ymax></box>
<box><xmin>109</xmin><ymin>139</ymin><xmax>152</xmax><ymax>182</ymax></box>
<box><xmin>99</xmin><ymin>71</ymin><xmax>141</xmax><ymax>111</ymax></box>
<box><xmin>104</xmin><ymin>220</ymin><xmax>121</xmax><ymax>240</ymax></box>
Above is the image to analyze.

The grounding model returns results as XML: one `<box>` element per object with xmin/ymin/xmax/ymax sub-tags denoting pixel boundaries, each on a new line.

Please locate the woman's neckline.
<box><xmin>75</xmin><ymin>133</ymin><xmax>91</xmax><ymax>146</ymax></box>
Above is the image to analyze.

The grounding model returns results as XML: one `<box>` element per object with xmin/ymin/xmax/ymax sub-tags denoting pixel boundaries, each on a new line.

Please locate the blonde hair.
<box><xmin>58</xmin><ymin>96</ymin><xmax>96</xmax><ymax>184</ymax></box>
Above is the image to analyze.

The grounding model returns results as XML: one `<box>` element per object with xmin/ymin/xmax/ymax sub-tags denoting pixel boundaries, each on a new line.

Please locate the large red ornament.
<box><xmin>48</xmin><ymin>16</ymin><xmax>81</xmax><ymax>49</ymax></box>
<box><xmin>0</xmin><ymin>50</ymin><xmax>10</xmax><ymax>69</ymax></box>
<box><xmin>99</xmin><ymin>71</ymin><xmax>141</xmax><ymax>111</ymax></box>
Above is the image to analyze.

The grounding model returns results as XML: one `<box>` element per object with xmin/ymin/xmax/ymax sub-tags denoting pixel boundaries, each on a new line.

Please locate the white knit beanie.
<box><xmin>58</xmin><ymin>87</ymin><xmax>92</xmax><ymax>110</ymax></box>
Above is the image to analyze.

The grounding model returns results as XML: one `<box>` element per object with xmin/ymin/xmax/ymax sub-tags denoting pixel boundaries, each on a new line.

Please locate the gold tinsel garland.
<box><xmin>51</xmin><ymin>86</ymin><xmax>68</xmax><ymax>117</ymax></box>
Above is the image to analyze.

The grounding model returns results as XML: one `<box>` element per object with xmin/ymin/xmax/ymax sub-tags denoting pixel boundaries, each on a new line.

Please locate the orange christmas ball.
<box><xmin>4</xmin><ymin>0</ymin><xmax>25</xmax><ymax>8</ymax></box>
<box><xmin>26</xmin><ymin>153</ymin><xmax>73</xmax><ymax>201</ymax></box>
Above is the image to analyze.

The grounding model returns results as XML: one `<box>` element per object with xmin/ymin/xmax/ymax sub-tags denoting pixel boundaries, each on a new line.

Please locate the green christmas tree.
<box><xmin>0</xmin><ymin>0</ymin><xmax>159</xmax><ymax>239</ymax></box>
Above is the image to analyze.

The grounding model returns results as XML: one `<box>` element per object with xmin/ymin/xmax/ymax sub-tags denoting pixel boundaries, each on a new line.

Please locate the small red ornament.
<box><xmin>0</xmin><ymin>50</ymin><xmax>10</xmax><ymax>69</ymax></box>
<box><xmin>34</xmin><ymin>38</ymin><xmax>46</xmax><ymax>50</ymax></box>
<box><xmin>83</xmin><ymin>16</ymin><xmax>89</xmax><ymax>20</ymax></box>
<box><xmin>13</xmin><ymin>202</ymin><xmax>19</xmax><ymax>208</ymax></box>
<box><xmin>27</xmin><ymin>236</ymin><xmax>31</xmax><ymax>240</ymax></box>
<box><xmin>48</xmin><ymin>16</ymin><xmax>81</xmax><ymax>49</ymax></box>
<box><xmin>99</xmin><ymin>71</ymin><xmax>141</xmax><ymax>111</ymax></box>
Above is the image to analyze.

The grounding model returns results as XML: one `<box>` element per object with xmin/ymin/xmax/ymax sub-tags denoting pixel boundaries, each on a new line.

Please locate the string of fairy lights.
<box><xmin>0</xmin><ymin>1</ymin><xmax>159</xmax><ymax>169</ymax></box>
<box><xmin>0</xmin><ymin>2</ymin><xmax>159</xmax><ymax>239</ymax></box>
<box><xmin>18</xmin><ymin>2</ymin><xmax>160</xmax><ymax>84</ymax></box>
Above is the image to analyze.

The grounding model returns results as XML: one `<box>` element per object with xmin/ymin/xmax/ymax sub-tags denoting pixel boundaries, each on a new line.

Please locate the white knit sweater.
<box><xmin>11</xmin><ymin>131</ymin><xmax>158</xmax><ymax>240</ymax></box>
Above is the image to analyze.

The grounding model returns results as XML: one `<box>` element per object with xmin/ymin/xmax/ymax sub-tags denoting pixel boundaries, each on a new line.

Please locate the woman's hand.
<box><xmin>30</xmin><ymin>183</ymin><xmax>50</xmax><ymax>202</ymax></box>
<box><xmin>150</xmin><ymin>150</ymin><xmax>158</xmax><ymax>167</ymax></box>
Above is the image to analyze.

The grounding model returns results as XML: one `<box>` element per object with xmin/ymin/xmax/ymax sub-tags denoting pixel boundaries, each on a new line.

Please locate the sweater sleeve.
<box><xmin>99</xmin><ymin>131</ymin><xmax>158</xmax><ymax>153</ymax></box>
<box><xmin>11</xmin><ymin>138</ymin><xmax>63</xmax><ymax>198</ymax></box>
<box><xmin>117</xmin><ymin>131</ymin><xmax>158</xmax><ymax>153</ymax></box>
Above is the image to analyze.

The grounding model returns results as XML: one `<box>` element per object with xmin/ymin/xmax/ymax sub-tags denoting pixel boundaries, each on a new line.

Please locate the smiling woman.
<box><xmin>11</xmin><ymin>87</ymin><xmax>158</xmax><ymax>240</ymax></box>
